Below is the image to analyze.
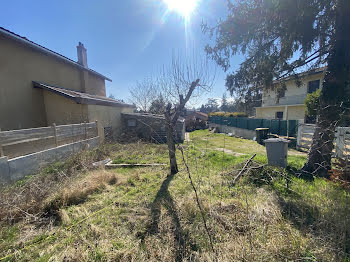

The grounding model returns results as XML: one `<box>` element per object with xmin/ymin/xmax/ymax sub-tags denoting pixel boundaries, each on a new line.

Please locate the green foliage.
<box><xmin>204</xmin><ymin>0</ymin><xmax>333</xmax><ymax>92</ymax></box>
<box><xmin>304</xmin><ymin>89</ymin><xmax>321</xmax><ymax>118</ymax></box>
<box><xmin>208</xmin><ymin>112</ymin><xmax>247</xmax><ymax>117</ymax></box>
<box><xmin>204</xmin><ymin>0</ymin><xmax>350</xmax><ymax>175</ymax></box>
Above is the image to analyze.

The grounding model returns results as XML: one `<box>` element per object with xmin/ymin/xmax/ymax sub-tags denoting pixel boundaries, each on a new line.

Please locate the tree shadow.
<box><xmin>273</xmin><ymin>183</ymin><xmax>350</xmax><ymax>258</ymax></box>
<box><xmin>277</xmin><ymin>196</ymin><xmax>320</xmax><ymax>230</ymax></box>
<box><xmin>138</xmin><ymin>173</ymin><xmax>198</xmax><ymax>261</ymax></box>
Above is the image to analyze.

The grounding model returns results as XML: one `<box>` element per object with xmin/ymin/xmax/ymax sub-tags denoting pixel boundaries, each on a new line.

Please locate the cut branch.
<box><xmin>232</xmin><ymin>154</ymin><xmax>257</xmax><ymax>185</ymax></box>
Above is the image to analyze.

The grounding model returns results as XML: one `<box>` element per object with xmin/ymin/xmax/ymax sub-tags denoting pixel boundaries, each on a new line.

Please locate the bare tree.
<box><xmin>160</xmin><ymin>55</ymin><xmax>214</xmax><ymax>174</ymax></box>
<box><xmin>129</xmin><ymin>77</ymin><xmax>157</xmax><ymax>112</ymax></box>
<box><xmin>130</xmin><ymin>54</ymin><xmax>214</xmax><ymax>174</ymax></box>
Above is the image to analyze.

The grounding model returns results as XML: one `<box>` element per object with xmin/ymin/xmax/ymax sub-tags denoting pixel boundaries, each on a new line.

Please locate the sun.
<box><xmin>163</xmin><ymin>0</ymin><xmax>199</xmax><ymax>19</ymax></box>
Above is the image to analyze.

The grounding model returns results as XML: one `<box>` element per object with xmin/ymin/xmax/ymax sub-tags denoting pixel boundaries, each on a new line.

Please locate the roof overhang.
<box><xmin>0</xmin><ymin>27</ymin><xmax>112</xmax><ymax>82</ymax></box>
<box><xmin>33</xmin><ymin>81</ymin><xmax>134</xmax><ymax>108</ymax></box>
<box><xmin>272</xmin><ymin>68</ymin><xmax>325</xmax><ymax>85</ymax></box>
<box><xmin>255</xmin><ymin>104</ymin><xmax>305</xmax><ymax>109</ymax></box>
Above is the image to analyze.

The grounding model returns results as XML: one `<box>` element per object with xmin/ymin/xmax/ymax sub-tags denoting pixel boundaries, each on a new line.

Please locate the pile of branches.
<box><xmin>329</xmin><ymin>159</ymin><xmax>350</xmax><ymax>188</ymax></box>
<box><xmin>222</xmin><ymin>155</ymin><xmax>290</xmax><ymax>187</ymax></box>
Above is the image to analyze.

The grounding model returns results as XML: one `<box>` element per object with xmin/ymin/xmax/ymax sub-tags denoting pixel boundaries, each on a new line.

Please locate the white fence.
<box><xmin>0</xmin><ymin>122</ymin><xmax>98</xmax><ymax>159</ymax></box>
<box><xmin>297</xmin><ymin>124</ymin><xmax>350</xmax><ymax>159</ymax></box>
<box><xmin>0</xmin><ymin>122</ymin><xmax>100</xmax><ymax>184</ymax></box>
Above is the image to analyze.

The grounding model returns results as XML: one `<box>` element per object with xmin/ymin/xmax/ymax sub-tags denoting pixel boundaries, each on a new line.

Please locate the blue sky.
<box><xmin>1</xmin><ymin>0</ymin><xmax>243</xmax><ymax>107</ymax></box>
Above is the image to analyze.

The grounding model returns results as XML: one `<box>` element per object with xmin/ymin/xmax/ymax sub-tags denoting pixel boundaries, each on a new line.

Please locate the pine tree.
<box><xmin>204</xmin><ymin>0</ymin><xmax>350</xmax><ymax>177</ymax></box>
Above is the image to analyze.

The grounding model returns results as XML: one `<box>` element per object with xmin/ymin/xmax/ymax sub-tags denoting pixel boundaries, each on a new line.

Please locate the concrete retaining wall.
<box><xmin>0</xmin><ymin>137</ymin><xmax>100</xmax><ymax>184</ymax></box>
<box><xmin>209</xmin><ymin>123</ymin><xmax>256</xmax><ymax>140</ymax></box>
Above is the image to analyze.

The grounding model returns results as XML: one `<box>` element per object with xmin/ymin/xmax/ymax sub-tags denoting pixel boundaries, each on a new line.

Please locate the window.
<box><xmin>275</xmin><ymin>111</ymin><xmax>283</xmax><ymax>119</ymax></box>
<box><xmin>308</xmin><ymin>80</ymin><xmax>320</xmax><ymax>93</ymax></box>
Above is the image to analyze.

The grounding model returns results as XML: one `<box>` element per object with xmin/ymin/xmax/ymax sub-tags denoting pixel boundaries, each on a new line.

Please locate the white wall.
<box><xmin>262</xmin><ymin>72</ymin><xmax>324</xmax><ymax>107</ymax></box>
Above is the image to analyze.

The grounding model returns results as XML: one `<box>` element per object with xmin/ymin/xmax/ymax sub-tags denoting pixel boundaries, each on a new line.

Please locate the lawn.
<box><xmin>0</xmin><ymin>130</ymin><xmax>349</xmax><ymax>261</ymax></box>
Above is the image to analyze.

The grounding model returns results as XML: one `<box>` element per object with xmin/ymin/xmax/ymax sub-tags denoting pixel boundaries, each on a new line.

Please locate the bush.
<box><xmin>209</xmin><ymin>112</ymin><xmax>248</xmax><ymax>118</ymax></box>
<box><xmin>304</xmin><ymin>89</ymin><xmax>321</xmax><ymax>118</ymax></box>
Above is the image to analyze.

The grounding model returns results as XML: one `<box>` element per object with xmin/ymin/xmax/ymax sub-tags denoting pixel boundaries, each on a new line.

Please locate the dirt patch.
<box><xmin>288</xmin><ymin>150</ymin><xmax>307</xmax><ymax>156</ymax></box>
<box><xmin>215</xmin><ymin>148</ymin><xmax>247</xmax><ymax>157</ymax></box>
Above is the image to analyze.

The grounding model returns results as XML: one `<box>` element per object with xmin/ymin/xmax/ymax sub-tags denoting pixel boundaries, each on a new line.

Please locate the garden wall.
<box><xmin>0</xmin><ymin>136</ymin><xmax>100</xmax><ymax>184</ymax></box>
<box><xmin>209</xmin><ymin>123</ymin><xmax>256</xmax><ymax>140</ymax></box>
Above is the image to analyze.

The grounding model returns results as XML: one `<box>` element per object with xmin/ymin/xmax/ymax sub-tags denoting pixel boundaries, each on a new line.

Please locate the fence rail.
<box><xmin>0</xmin><ymin>122</ymin><xmax>98</xmax><ymax>159</ymax></box>
<box><xmin>209</xmin><ymin>116</ymin><xmax>299</xmax><ymax>137</ymax></box>
<box><xmin>297</xmin><ymin>124</ymin><xmax>350</xmax><ymax>159</ymax></box>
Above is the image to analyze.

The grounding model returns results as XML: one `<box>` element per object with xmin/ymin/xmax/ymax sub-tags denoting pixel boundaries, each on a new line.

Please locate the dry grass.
<box><xmin>43</xmin><ymin>170</ymin><xmax>120</xmax><ymax>218</ymax></box>
<box><xmin>0</xmin><ymin>144</ymin><xmax>112</xmax><ymax>224</ymax></box>
<box><xmin>0</xmin><ymin>132</ymin><xmax>349</xmax><ymax>261</ymax></box>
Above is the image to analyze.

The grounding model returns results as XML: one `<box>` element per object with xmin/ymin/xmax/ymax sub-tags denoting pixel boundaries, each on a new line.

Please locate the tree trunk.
<box><xmin>302</xmin><ymin>0</ymin><xmax>350</xmax><ymax>177</ymax></box>
<box><xmin>166</xmin><ymin>120</ymin><xmax>178</xmax><ymax>174</ymax></box>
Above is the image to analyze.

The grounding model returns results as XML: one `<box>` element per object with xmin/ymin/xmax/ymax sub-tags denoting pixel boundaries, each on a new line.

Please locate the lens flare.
<box><xmin>163</xmin><ymin>0</ymin><xmax>199</xmax><ymax>19</ymax></box>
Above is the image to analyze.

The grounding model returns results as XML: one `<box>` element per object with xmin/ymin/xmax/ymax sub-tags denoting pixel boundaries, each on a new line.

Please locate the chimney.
<box><xmin>77</xmin><ymin>42</ymin><xmax>88</xmax><ymax>68</ymax></box>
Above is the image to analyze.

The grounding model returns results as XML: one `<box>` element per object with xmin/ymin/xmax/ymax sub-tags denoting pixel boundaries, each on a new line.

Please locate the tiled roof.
<box><xmin>33</xmin><ymin>82</ymin><xmax>133</xmax><ymax>108</ymax></box>
<box><xmin>0</xmin><ymin>27</ymin><xmax>111</xmax><ymax>81</ymax></box>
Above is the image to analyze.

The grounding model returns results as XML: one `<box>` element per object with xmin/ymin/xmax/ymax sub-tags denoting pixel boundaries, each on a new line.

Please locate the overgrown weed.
<box><xmin>0</xmin><ymin>144</ymin><xmax>112</xmax><ymax>224</ymax></box>
<box><xmin>0</xmin><ymin>131</ymin><xmax>349</xmax><ymax>261</ymax></box>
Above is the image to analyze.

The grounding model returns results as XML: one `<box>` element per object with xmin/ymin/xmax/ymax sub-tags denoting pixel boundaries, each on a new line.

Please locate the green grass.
<box><xmin>0</xmin><ymin>130</ymin><xmax>349</xmax><ymax>261</ymax></box>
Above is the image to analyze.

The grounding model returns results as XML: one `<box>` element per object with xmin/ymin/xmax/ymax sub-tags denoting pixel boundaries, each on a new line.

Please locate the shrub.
<box><xmin>304</xmin><ymin>89</ymin><xmax>321</xmax><ymax>118</ymax></box>
<box><xmin>209</xmin><ymin>112</ymin><xmax>248</xmax><ymax>118</ymax></box>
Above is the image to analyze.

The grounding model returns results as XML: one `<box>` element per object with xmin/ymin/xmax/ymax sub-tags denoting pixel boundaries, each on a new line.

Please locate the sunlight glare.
<box><xmin>163</xmin><ymin>0</ymin><xmax>199</xmax><ymax>19</ymax></box>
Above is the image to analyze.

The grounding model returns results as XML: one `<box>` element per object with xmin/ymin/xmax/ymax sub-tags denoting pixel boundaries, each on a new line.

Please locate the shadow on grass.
<box><xmin>272</xmin><ymin>174</ymin><xmax>350</xmax><ymax>259</ymax></box>
<box><xmin>277</xmin><ymin>197</ymin><xmax>320</xmax><ymax>229</ymax></box>
<box><xmin>138</xmin><ymin>173</ymin><xmax>198</xmax><ymax>262</ymax></box>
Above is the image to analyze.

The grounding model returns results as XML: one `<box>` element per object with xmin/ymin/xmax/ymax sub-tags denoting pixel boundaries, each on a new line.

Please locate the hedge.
<box><xmin>208</xmin><ymin>112</ymin><xmax>248</xmax><ymax>118</ymax></box>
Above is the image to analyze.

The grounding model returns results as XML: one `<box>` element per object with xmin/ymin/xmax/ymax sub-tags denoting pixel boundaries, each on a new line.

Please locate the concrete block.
<box><xmin>209</xmin><ymin>123</ymin><xmax>256</xmax><ymax>140</ymax></box>
<box><xmin>6</xmin><ymin>137</ymin><xmax>100</xmax><ymax>184</ymax></box>
<box><xmin>0</xmin><ymin>157</ymin><xmax>10</xmax><ymax>184</ymax></box>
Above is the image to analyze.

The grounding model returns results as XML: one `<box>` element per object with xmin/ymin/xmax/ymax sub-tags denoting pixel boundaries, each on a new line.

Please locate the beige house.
<box><xmin>255</xmin><ymin>68</ymin><xmax>325</xmax><ymax>122</ymax></box>
<box><xmin>0</xmin><ymin>27</ymin><xmax>133</xmax><ymax>140</ymax></box>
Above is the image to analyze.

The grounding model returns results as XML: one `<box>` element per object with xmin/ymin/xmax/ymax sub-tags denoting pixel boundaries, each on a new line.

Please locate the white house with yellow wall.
<box><xmin>255</xmin><ymin>68</ymin><xmax>325</xmax><ymax>122</ymax></box>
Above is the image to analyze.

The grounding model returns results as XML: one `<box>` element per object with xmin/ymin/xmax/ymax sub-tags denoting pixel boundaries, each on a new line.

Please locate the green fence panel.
<box><xmin>288</xmin><ymin>120</ymin><xmax>298</xmax><ymax>137</ymax></box>
<box><xmin>270</xmin><ymin>120</ymin><xmax>280</xmax><ymax>135</ymax></box>
<box><xmin>280</xmin><ymin>120</ymin><xmax>288</xmax><ymax>136</ymax></box>
<box><xmin>249</xmin><ymin>119</ymin><xmax>263</xmax><ymax>130</ymax></box>
<box><xmin>208</xmin><ymin>116</ymin><xmax>299</xmax><ymax>137</ymax></box>
<box><xmin>236</xmin><ymin>118</ymin><xmax>246</xmax><ymax>129</ymax></box>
